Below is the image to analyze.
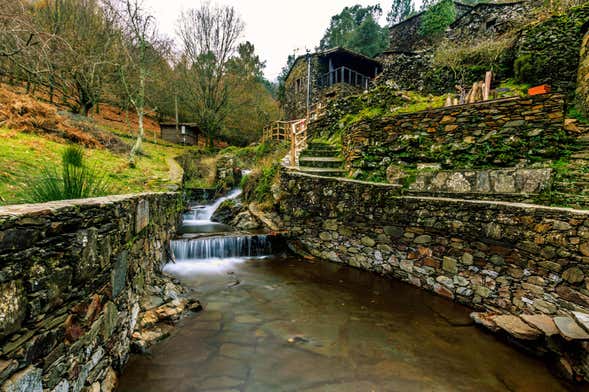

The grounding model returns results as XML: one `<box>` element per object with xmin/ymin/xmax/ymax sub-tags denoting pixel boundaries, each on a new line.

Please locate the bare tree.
<box><xmin>177</xmin><ymin>2</ymin><xmax>244</xmax><ymax>147</ymax></box>
<box><xmin>108</xmin><ymin>0</ymin><xmax>158</xmax><ymax>165</ymax></box>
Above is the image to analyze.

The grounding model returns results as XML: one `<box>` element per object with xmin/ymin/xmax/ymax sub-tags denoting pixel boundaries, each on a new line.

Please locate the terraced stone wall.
<box><xmin>279</xmin><ymin>170</ymin><xmax>589</xmax><ymax>380</ymax></box>
<box><xmin>0</xmin><ymin>193</ymin><xmax>182</xmax><ymax>391</ymax></box>
<box><xmin>343</xmin><ymin>93</ymin><xmax>566</xmax><ymax>171</ymax></box>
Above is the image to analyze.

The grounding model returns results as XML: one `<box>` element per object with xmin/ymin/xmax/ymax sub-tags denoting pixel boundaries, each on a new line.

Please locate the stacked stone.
<box><xmin>342</xmin><ymin>93</ymin><xmax>566</xmax><ymax>170</ymax></box>
<box><xmin>279</xmin><ymin>170</ymin><xmax>589</xmax><ymax>381</ymax></box>
<box><xmin>0</xmin><ymin>193</ymin><xmax>182</xmax><ymax>391</ymax></box>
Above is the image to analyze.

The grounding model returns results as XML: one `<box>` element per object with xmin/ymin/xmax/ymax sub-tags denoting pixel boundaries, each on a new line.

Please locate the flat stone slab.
<box><xmin>554</xmin><ymin>317</ymin><xmax>589</xmax><ymax>340</ymax></box>
<box><xmin>492</xmin><ymin>315</ymin><xmax>542</xmax><ymax>340</ymax></box>
<box><xmin>572</xmin><ymin>312</ymin><xmax>589</xmax><ymax>333</ymax></box>
<box><xmin>521</xmin><ymin>314</ymin><xmax>559</xmax><ymax>336</ymax></box>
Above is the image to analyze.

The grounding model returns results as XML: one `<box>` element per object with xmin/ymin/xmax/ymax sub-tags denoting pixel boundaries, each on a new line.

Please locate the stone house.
<box><xmin>159</xmin><ymin>122</ymin><xmax>200</xmax><ymax>146</ymax></box>
<box><xmin>283</xmin><ymin>47</ymin><xmax>382</xmax><ymax>120</ymax></box>
<box><xmin>378</xmin><ymin>0</ymin><xmax>536</xmax><ymax>92</ymax></box>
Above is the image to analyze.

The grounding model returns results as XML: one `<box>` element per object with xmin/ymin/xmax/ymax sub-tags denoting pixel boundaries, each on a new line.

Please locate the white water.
<box><xmin>172</xmin><ymin>235</ymin><xmax>272</xmax><ymax>261</ymax></box>
<box><xmin>182</xmin><ymin>188</ymin><xmax>242</xmax><ymax>226</ymax></box>
<box><xmin>167</xmin><ymin>185</ymin><xmax>275</xmax><ymax>275</ymax></box>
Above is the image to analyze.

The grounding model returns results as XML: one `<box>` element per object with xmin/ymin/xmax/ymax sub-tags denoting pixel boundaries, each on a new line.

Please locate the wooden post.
<box><xmin>484</xmin><ymin>71</ymin><xmax>492</xmax><ymax>101</ymax></box>
<box><xmin>290</xmin><ymin>122</ymin><xmax>296</xmax><ymax>167</ymax></box>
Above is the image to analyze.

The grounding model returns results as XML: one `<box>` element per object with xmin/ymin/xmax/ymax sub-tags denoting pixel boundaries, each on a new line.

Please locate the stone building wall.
<box><xmin>278</xmin><ymin>169</ymin><xmax>589</xmax><ymax>380</ymax></box>
<box><xmin>515</xmin><ymin>3</ymin><xmax>589</xmax><ymax>96</ymax></box>
<box><xmin>343</xmin><ymin>93</ymin><xmax>566</xmax><ymax>171</ymax></box>
<box><xmin>0</xmin><ymin>193</ymin><xmax>182</xmax><ymax>391</ymax></box>
<box><xmin>577</xmin><ymin>29</ymin><xmax>589</xmax><ymax>117</ymax></box>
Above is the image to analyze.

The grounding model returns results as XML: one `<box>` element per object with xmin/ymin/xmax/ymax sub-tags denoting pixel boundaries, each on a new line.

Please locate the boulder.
<box><xmin>211</xmin><ymin>200</ymin><xmax>245</xmax><ymax>225</ymax></box>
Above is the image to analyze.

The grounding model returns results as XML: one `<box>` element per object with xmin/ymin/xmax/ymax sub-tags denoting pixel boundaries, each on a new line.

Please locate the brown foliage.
<box><xmin>0</xmin><ymin>87</ymin><xmax>101</xmax><ymax>146</ymax></box>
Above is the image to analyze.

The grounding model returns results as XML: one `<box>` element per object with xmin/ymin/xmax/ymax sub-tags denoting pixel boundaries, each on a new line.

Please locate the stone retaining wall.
<box><xmin>279</xmin><ymin>169</ymin><xmax>589</xmax><ymax>380</ymax></box>
<box><xmin>343</xmin><ymin>93</ymin><xmax>566</xmax><ymax>171</ymax></box>
<box><xmin>0</xmin><ymin>193</ymin><xmax>182</xmax><ymax>391</ymax></box>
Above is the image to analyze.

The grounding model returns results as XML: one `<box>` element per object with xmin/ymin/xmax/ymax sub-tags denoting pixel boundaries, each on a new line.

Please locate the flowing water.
<box><xmin>118</xmin><ymin>194</ymin><xmax>583</xmax><ymax>392</ymax></box>
<box><xmin>181</xmin><ymin>188</ymin><xmax>243</xmax><ymax>234</ymax></box>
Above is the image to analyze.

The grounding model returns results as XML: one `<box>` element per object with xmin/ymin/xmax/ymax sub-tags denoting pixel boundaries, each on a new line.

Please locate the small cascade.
<box><xmin>183</xmin><ymin>188</ymin><xmax>242</xmax><ymax>224</ymax></box>
<box><xmin>172</xmin><ymin>235</ymin><xmax>272</xmax><ymax>261</ymax></box>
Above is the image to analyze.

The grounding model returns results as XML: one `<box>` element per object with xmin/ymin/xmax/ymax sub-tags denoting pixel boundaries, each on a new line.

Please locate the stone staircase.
<box><xmin>298</xmin><ymin>142</ymin><xmax>346</xmax><ymax>177</ymax></box>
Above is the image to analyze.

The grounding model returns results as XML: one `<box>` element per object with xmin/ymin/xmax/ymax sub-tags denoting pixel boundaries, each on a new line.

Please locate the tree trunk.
<box><xmin>129</xmin><ymin>71</ymin><xmax>146</xmax><ymax>165</ymax></box>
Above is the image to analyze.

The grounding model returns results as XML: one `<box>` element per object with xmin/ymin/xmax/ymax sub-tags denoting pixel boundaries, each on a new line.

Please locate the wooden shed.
<box><xmin>159</xmin><ymin>122</ymin><xmax>200</xmax><ymax>146</ymax></box>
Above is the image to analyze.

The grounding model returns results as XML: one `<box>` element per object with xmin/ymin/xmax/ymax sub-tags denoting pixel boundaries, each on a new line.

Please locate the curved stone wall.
<box><xmin>279</xmin><ymin>169</ymin><xmax>589</xmax><ymax>380</ymax></box>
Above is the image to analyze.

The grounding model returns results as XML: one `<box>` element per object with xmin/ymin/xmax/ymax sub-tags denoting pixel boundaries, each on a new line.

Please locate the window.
<box><xmin>295</xmin><ymin>78</ymin><xmax>302</xmax><ymax>93</ymax></box>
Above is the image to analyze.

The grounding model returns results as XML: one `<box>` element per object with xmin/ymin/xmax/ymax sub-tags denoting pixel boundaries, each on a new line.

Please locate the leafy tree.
<box><xmin>224</xmin><ymin>42</ymin><xmax>280</xmax><ymax>145</ymax></box>
<box><xmin>319</xmin><ymin>5</ymin><xmax>388</xmax><ymax>57</ymax></box>
<box><xmin>347</xmin><ymin>14</ymin><xmax>389</xmax><ymax>57</ymax></box>
<box><xmin>277</xmin><ymin>53</ymin><xmax>296</xmax><ymax>105</ymax></box>
<box><xmin>419</xmin><ymin>0</ymin><xmax>457</xmax><ymax>38</ymax></box>
<box><xmin>177</xmin><ymin>2</ymin><xmax>244</xmax><ymax>147</ymax></box>
<box><xmin>387</xmin><ymin>0</ymin><xmax>415</xmax><ymax>26</ymax></box>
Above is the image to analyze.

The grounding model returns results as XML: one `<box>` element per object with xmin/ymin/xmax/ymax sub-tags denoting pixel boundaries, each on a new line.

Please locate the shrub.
<box><xmin>27</xmin><ymin>145</ymin><xmax>110</xmax><ymax>202</ymax></box>
<box><xmin>514</xmin><ymin>54</ymin><xmax>539</xmax><ymax>84</ymax></box>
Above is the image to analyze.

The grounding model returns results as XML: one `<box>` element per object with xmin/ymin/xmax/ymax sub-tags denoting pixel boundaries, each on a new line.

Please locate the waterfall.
<box><xmin>171</xmin><ymin>235</ymin><xmax>272</xmax><ymax>261</ymax></box>
<box><xmin>183</xmin><ymin>188</ymin><xmax>242</xmax><ymax>224</ymax></box>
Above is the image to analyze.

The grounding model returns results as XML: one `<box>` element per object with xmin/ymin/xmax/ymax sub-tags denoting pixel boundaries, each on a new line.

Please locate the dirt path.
<box><xmin>167</xmin><ymin>157</ymin><xmax>184</xmax><ymax>186</ymax></box>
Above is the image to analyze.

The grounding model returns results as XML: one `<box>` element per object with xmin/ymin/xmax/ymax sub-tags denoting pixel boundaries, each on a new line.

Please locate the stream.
<box><xmin>117</xmin><ymin>191</ymin><xmax>579</xmax><ymax>392</ymax></box>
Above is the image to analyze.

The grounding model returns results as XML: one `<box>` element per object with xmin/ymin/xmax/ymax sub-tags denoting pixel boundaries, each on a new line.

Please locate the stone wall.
<box><xmin>0</xmin><ymin>193</ymin><xmax>182</xmax><ymax>391</ymax></box>
<box><xmin>515</xmin><ymin>2</ymin><xmax>589</xmax><ymax>96</ymax></box>
<box><xmin>343</xmin><ymin>93</ymin><xmax>566</xmax><ymax>172</ymax></box>
<box><xmin>278</xmin><ymin>169</ymin><xmax>589</xmax><ymax>380</ymax></box>
<box><xmin>408</xmin><ymin>167</ymin><xmax>553</xmax><ymax>195</ymax></box>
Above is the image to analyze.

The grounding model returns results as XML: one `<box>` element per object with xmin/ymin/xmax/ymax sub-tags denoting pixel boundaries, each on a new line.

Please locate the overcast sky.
<box><xmin>144</xmin><ymin>0</ymin><xmax>398</xmax><ymax>81</ymax></box>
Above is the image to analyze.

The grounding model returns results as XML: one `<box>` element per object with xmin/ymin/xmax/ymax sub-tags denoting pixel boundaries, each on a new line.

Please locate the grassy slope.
<box><xmin>0</xmin><ymin>128</ymin><xmax>188</xmax><ymax>205</ymax></box>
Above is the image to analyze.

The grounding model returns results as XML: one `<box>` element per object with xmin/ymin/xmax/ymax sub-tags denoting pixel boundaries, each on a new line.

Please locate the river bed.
<box><xmin>118</xmin><ymin>254</ymin><xmax>578</xmax><ymax>392</ymax></box>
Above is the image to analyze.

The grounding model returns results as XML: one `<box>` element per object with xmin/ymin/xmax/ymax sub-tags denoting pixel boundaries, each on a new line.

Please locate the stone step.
<box><xmin>297</xmin><ymin>167</ymin><xmax>347</xmax><ymax>177</ymax></box>
<box><xmin>300</xmin><ymin>149</ymin><xmax>340</xmax><ymax>158</ymax></box>
<box><xmin>299</xmin><ymin>157</ymin><xmax>344</xmax><ymax>168</ymax></box>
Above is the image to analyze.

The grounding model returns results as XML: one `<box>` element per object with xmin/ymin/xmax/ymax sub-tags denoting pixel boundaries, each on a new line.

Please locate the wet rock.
<box><xmin>211</xmin><ymin>200</ymin><xmax>245</xmax><ymax>225</ymax></box>
<box><xmin>492</xmin><ymin>315</ymin><xmax>542</xmax><ymax>340</ymax></box>
<box><xmin>232</xmin><ymin>211</ymin><xmax>262</xmax><ymax>231</ymax></box>
<box><xmin>554</xmin><ymin>317</ymin><xmax>589</xmax><ymax>341</ymax></box>
<box><xmin>470</xmin><ymin>312</ymin><xmax>499</xmax><ymax>331</ymax></box>
<box><xmin>520</xmin><ymin>315</ymin><xmax>559</xmax><ymax>336</ymax></box>
<box><xmin>433</xmin><ymin>283</ymin><xmax>454</xmax><ymax>299</ymax></box>
<box><xmin>131</xmin><ymin>324</ymin><xmax>174</xmax><ymax>353</ymax></box>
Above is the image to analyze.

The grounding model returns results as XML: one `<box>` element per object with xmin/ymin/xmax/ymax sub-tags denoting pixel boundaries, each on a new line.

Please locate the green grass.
<box><xmin>0</xmin><ymin>129</ymin><xmax>188</xmax><ymax>205</ymax></box>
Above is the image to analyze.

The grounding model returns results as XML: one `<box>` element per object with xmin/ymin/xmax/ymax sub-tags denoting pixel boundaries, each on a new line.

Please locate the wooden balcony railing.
<box><xmin>318</xmin><ymin>66</ymin><xmax>371</xmax><ymax>90</ymax></box>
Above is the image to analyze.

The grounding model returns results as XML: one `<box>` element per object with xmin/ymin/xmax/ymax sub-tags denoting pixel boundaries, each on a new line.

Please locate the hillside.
<box><xmin>0</xmin><ymin>85</ymin><xmax>193</xmax><ymax>205</ymax></box>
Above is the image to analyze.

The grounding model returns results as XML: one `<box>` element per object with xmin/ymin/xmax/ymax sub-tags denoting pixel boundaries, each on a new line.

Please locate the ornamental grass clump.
<box><xmin>27</xmin><ymin>145</ymin><xmax>111</xmax><ymax>202</ymax></box>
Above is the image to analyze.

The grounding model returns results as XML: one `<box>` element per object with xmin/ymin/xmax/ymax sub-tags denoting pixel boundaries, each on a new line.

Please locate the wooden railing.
<box><xmin>318</xmin><ymin>66</ymin><xmax>371</xmax><ymax>90</ymax></box>
<box><xmin>262</xmin><ymin>121</ymin><xmax>292</xmax><ymax>141</ymax></box>
<box><xmin>289</xmin><ymin>118</ymin><xmax>308</xmax><ymax>167</ymax></box>
<box><xmin>262</xmin><ymin>117</ymin><xmax>310</xmax><ymax>167</ymax></box>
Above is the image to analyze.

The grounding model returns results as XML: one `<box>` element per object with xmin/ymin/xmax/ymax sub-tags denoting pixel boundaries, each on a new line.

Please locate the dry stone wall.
<box><xmin>343</xmin><ymin>93</ymin><xmax>566</xmax><ymax>171</ymax></box>
<box><xmin>279</xmin><ymin>169</ymin><xmax>589</xmax><ymax>380</ymax></box>
<box><xmin>0</xmin><ymin>193</ymin><xmax>182</xmax><ymax>392</ymax></box>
